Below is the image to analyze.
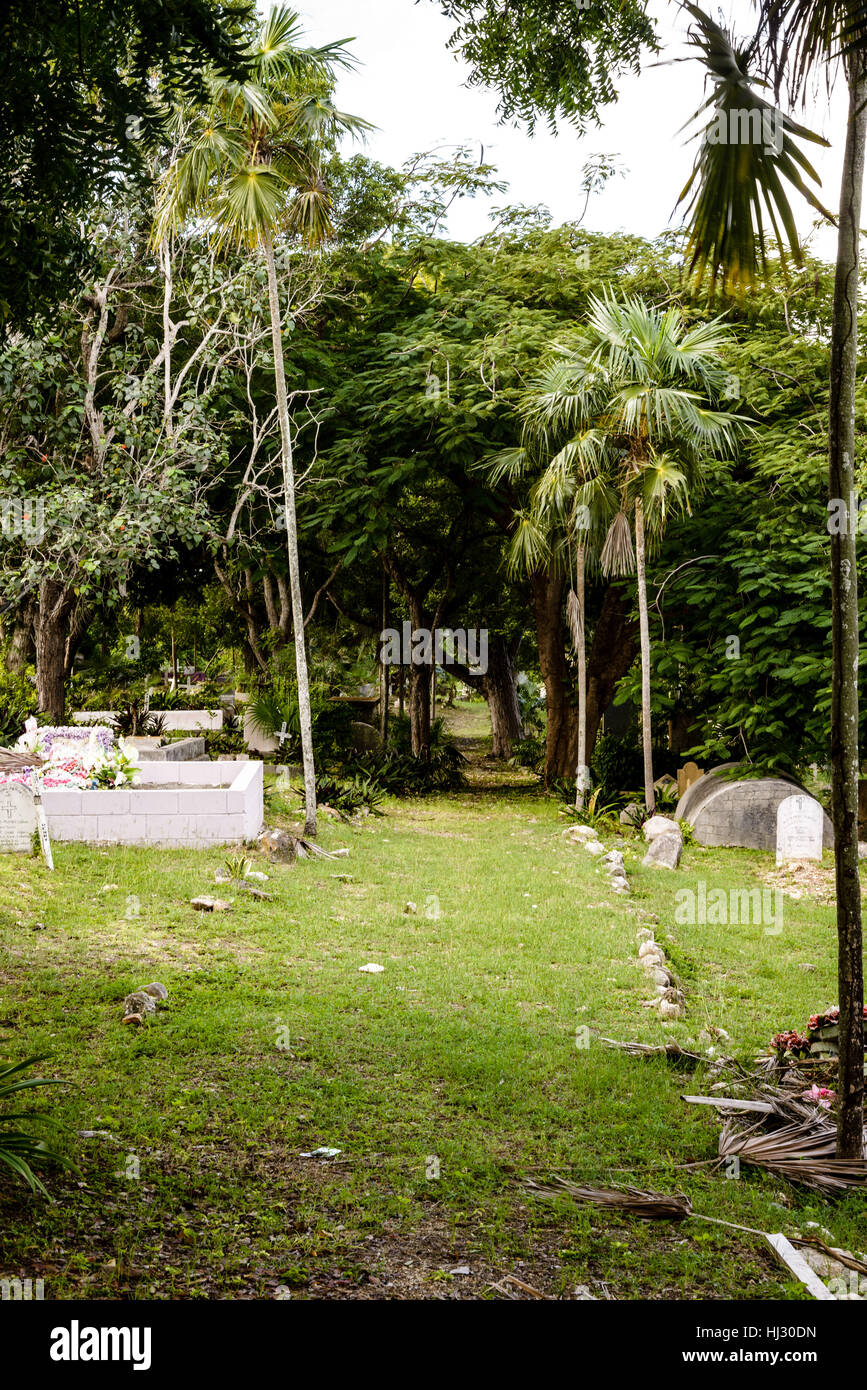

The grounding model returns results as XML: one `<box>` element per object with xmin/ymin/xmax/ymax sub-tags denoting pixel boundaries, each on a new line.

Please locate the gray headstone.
<box><xmin>776</xmin><ymin>794</ymin><xmax>824</xmax><ymax>865</ymax></box>
<box><xmin>0</xmin><ymin>782</ymin><xmax>37</xmax><ymax>852</ymax></box>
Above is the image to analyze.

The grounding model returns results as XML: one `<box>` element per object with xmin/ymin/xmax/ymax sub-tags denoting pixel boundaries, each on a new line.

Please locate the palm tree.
<box><xmin>510</xmin><ymin>293</ymin><xmax>747</xmax><ymax>813</ymax></box>
<box><xmin>153</xmin><ymin>6</ymin><xmax>370</xmax><ymax>836</ymax></box>
<box><xmin>490</xmin><ymin>379</ymin><xmax>616</xmax><ymax>810</ymax></box>
<box><xmin>674</xmin><ymin>0</ymin><xmax>867</xmax><ymax>1159</ymax></box>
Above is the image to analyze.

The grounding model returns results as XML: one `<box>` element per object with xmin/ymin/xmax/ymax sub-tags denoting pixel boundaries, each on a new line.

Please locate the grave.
<box><xmin>776</xmin><ymin>794</ymin><xmax>824</xmax><ymax>864</ymax></box>
<box><xmin>41</xmin><ymin>761</ymin><xmax>263</xmax><ymax>847</ymax></box>
<box><xmin>0</xmin><ymin>781</ymin><xmax>37</xmax><ymax>852</ymax></box>
<box><xmin>677</xmin><ymin>761</ymin><xmax>704</xmax><ymax>798</ymax></box>
<box><xmin>675</xmin><ymin>765</ymin><xmax>833</xmax><ymax>853</ymax></box>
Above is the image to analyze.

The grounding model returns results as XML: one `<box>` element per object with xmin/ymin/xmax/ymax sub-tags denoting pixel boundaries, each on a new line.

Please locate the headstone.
<box><xmin>0</xmin><ymin>782</ymin><xmax>37</xmax><ymax>852</ymax></box>
<box><xmin>350</xmin><ymin>720</ymin><xmax>382</xmax><ymax>754</ymax></box>
<box><xmin>776</xmin><ymin>794</ymin><xmax>824</xmax><ymax>865</ymax></box>
<box><xmin>677</xmin><ymin>761</ymin><xmax>703</xmax><ymax>797</ymax></box>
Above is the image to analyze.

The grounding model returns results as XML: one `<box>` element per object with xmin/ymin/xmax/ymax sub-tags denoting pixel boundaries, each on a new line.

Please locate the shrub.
<box><xmin>0</xmin><ymin>1056</ymin><xmax>69</xmax><ymax>1196</ymax></box>
<box><xmin>590</xmin><ymin>731</ymin><xmax>644</xmax><ymax>799</ymax></box>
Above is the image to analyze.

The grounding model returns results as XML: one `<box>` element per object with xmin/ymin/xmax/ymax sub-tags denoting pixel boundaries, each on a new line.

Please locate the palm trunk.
<box><xmin>829</xmin><ymin>66</ymin><xmax>867</xmax><ymax>1159</ymax></box>
<box><xmin>264</xmin><ymin>233</ymin><xmax>317</xmax><ymax>836</ymax></box>
<box><xmin>575</xmin><ymin>542</ymin><xmax>588</xmax><ymax>810</ymax></box>
<box><xmin>634</xmin><ymin>499</ymin><xmax>655</xmax><ymax>813</ymax></box>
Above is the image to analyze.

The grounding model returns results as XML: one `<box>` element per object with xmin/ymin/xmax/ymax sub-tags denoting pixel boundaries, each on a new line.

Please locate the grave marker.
<box><xmin>776</xmin><ymin>794</ymin><xmax>824</xmax><ymax>865</ymax></box>
<box><xmin>0</xmin><ymin>781</ymin><xmax>37</xmax><ymax>852</ymax></box>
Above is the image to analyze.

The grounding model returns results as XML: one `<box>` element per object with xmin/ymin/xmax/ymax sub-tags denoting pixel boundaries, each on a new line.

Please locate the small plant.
<box><xmin>224</xmin><ymin>854</ymin><xmax>252</xmax><ymax>880</ymax></box>
<box><xmin>507</xmin><ymin>735</ymin><xmax>545</xmax><ymax>774</ymax></box>
<box><xmin>560</xmin><ymin>786</ymin><xmax>622</xmax><ymax>833</ymax></box>
<box><xmin>0</xmin><ymin>1056</ymin><xmax>70</xmax><ymax>1197</ymax></box>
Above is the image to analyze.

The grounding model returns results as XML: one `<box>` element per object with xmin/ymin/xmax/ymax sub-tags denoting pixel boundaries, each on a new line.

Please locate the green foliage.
<box><xmin>0</xmin><ymin>1056</ymin><xmax>69</xmax><ymax>1197</ymax></box>
<box><xmin>309</xmin><ymin>771</ymin><xmax>385</xmax><ymax>818</ymax></box>
<box><xmin>0</xmin><ymin>669</ymin><xmax>37</xmax><ymax>743</ymax></box>
<box><xmin>350</xmin><ymin>716</ymin><xmax>469</xmax><ymax>795</ymax></box>
<box><xmin>0</xmin><ymin>0</ymin><xmax>253</xmax><ymax>329</ymax></box>
<box><xmin>591</xmin><ymin>731</ymin><xmax>644</xmax><ymax>800</ymax></box>
<box><xmin>508</xmin><ymin>735</ymin><xmax>546</xmax><ymax>773</ymax></box>
<box><xmin>434</xmin><ymin>0</ymin><xmax>657</xmax><ymax>132</ymax></box>
<box><xmin>559</xmin><ymin>786</ymin><xmax>622</xmax><ymax>833</ymax></box>
<box><xmin>224</xmin><ymin>854</ymin><xmax>253</xmax><ymax>880</ymax></box>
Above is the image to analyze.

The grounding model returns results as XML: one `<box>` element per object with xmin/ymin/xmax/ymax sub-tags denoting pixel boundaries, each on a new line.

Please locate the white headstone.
<box><xmin>776</xmin><ymin>794</ymin><xmax>823</xmax><ymax>865</ymax></box>
<box><xmin>0</xmin><ymin>782</ymin><xmax>37</xmax><ymax>852</ymax></box>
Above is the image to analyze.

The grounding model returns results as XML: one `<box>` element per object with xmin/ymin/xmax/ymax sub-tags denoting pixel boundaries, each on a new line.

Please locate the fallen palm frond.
<box><xmin>0</xmin><ymin>748</ymin><xmax>44</xmax><ymax>772</ymax></box>
<box><xmin>718</xmin><ymin>1116</ymin><xmax>867</xmax><ymax>1193</ymax></box>
<box><xmin>601</xmin><ymin>1038</ymin><xmax>702</xmax><ymax>1065</ymax></box>
<box><xmin>524</xmin><ymin>1177</ymin><xmax>692</xmax><ymax>1220</ymax></box>
<box><xmin>292</xmin><ymin>836</ymin><xmax>340</xmax><ymax>860</ymax></box>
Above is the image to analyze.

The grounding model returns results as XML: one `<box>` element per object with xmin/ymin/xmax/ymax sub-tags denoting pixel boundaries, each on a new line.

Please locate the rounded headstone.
<box><xmin>0</xmin><ymin>782</ymin><xmax>37</xmax><ymax>852</ymax></box>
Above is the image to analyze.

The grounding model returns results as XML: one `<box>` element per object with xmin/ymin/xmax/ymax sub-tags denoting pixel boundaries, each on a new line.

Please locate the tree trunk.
<box><xmin>634</xmin><ymin>498</ymin><xmax>655</xmax><ymax>813</ymax></box>
<box><xmin>830</xmin><ymin>66</ymin><xmax>867</xmax><ymax>1159</ymax></box>
<box><xmin>408</xmin><ymin>594</ymin><xmax>431</xmax><ymax>758</ymax></box>
<box><xmin>531</xmin><ymin>564</ymin><xmax>638</xmax><ymax>781</ymax></box>
<box><xmin>481</xmin><ymin>637</ymin><xmax>522</xmax><ymax>758</ymax></box>
<box><xmin>5</xmin><ymin>598</ymin><xmax>36</xmax><ymax>673</ymax></box>
<box><xmin>531</xmin><ymin>563</ymin><xmax>573</xmax><ymax>782</ymax></box>
<box><xmin>264</xmin><ymin>233</ymin><xmax>317</xmax><ymax>836</ymax></box>
<box><xmin>585</xmin><ymin>584</ymin><xmax>637</xmax><ymax>756</ymax></box>
<box><xmin>575</xmin><ymin>543</ymin><xmax>588</xmax><ymax>809</ymax></box>
<box><xmin>35</xmin><ymin>580</ymin><xmax>73</xmax><ymax>722</ymax></box>
<box><xmin>452</xmin><ymin>635</ymin><xmax>523</xmax><ymax>757</ymax></box>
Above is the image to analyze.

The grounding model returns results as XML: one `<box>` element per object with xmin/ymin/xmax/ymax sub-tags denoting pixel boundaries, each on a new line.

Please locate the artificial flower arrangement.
<box><xmin>770</xmin><ymin>1004</ymin><xmax>867</xmax><ymax>1066</ymax></box>
<box><xmin>0</xmin><ymin>719</ymin><xmax>141</xmax><ymax>790</ymax></box>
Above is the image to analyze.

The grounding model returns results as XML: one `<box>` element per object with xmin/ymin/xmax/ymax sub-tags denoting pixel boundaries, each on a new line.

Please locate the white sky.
<box><xmin>290</xmin><ymin>0</ymin><xmax>848</xmax><ymax>262</ymax></box>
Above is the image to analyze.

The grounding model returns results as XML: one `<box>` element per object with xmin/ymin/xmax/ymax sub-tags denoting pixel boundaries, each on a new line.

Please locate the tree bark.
<box><xmin>264</xmin><ymin>233</ymin><xmax>317</xmax><ymax>836</ymax></box>
<box><xmin>575</xmin><ymin>543</ymin><xmax>588</xmax><ymax>808</ymax></box>
<box><xmin>634</xmin><ymin>498</ymin><xmax>655</xmax><ymax>813</ymax></box>
<box><xmin>35</xmin><ymin>580</ymin><xmax>74</xmax><ymax>721</ymax></box>
<box><xmin>530</xmin><ymin>563</ymin><xmax>637</xmax><ymax>781</ymax></box>
<box><xmin>830</xmin><ymin>64</ymin><xmax>867</xmax><ymax>1159</ymax></box>
<box><xmin>5</xmin><ymin>598</ymin><xmax>36</xmax><ymax>673</ymax></box>
<box><xmin>407</xmin><ymin>593</ymin><xmax>431</xmax><ymax>759</ymax></box>
<box><xmin>451</xmin><ymin>634</ymin><xmax>523</xmax><ymax>758</ymax></box>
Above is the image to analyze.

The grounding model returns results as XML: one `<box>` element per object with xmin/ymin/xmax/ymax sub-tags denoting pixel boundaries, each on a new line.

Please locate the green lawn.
<box><xmin>0</xmin><ymin>710</ymin><xmax>863</xmax><ymax>1300</ymax></box>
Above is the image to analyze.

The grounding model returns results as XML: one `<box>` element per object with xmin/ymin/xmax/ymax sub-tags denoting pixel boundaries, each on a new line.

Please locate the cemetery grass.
<box><xmin>0</xmin><ymin>773</ymin><xmax>864</xmax><ymax>1298</ymax></box>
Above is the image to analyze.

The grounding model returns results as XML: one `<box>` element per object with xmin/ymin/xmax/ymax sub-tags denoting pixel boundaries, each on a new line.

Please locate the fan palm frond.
<box><xmin>676</xmin><ymin>2</ymin><xmax>833</xmax><ymax>295</ymax></box>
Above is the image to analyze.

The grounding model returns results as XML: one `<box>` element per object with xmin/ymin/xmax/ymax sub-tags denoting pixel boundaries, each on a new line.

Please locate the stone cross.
<box><xmin>776</xmin><ymin>793</ymin><xmax>823</xmax><ymax>865</ymax></box>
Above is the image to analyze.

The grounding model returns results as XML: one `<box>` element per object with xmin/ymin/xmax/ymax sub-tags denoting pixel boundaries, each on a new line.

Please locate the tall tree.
<box><xmin>675</xmin><ymin>0</ymin><xmax>867</xmax><ymax>1161</ymax></box>
<box><xmin>154</xmin><ymin>5</ymin><xmax>370</xmax><ymax>836</ymax></box>
<box><xmin>0</xmin><ymin>0</ymin><xmax>253</xmax><ymax>330</ymax></box>
<box><xmin>497</xmin><ymin>293</ymin><xmax>746</xmax><ymax>810</ymax></box>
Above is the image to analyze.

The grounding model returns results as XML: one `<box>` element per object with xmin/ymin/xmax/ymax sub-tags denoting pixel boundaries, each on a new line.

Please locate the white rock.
<box><xmin>564</xmin><ymin>824</ymin><xmax>598</xmax><ymax>843</ymax></box>
<box><xmin>584</xmin><ymin>841</ymin><xmax>605</xmax><ymax>856</ymax></box>
<box><xmin>358</xmin><ymin>963</ymin><xmax>385</xmax><ymax>973</ymax></box>
<box><xmin>643</xmin><ymin>832</ymin><xmax>683</xmax><ymax>870</ymax></box>
<box><xmin>643</xmin><ymin>815</ymin><xmax>681</xmax><ymax>842</ymax></box>
<box><xmin>638</xmin><ymin>940</ymin><xmax>661</xmax><ymax>959</ymax></box>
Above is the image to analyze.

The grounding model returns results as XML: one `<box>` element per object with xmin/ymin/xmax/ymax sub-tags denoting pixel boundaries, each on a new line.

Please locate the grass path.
<box><xmin>0</xmin><ymin>705</ymin><xmax>863</xmax><ymax>1299</ymax></box>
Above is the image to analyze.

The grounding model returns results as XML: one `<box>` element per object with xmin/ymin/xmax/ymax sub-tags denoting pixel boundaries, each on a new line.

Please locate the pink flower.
<box><xmin>803</xmin><ymin>1084</ymin><xmax>835</xmax><ymax>1110</ymax></box>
